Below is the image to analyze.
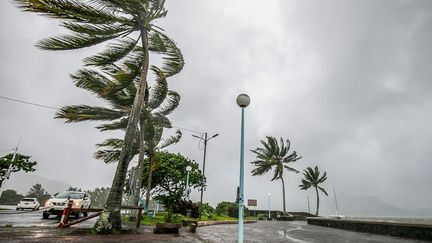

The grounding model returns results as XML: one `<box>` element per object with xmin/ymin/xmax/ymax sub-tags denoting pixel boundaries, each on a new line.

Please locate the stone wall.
<box><xmin>307</xmin><ymin>217</ymin><xmax>432</xmax><ymax>241</ymax></box>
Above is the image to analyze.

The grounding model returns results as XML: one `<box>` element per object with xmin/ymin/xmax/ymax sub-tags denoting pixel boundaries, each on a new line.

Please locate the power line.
<box><xmin>0</xmin><ymin>95</ymin><xmax>205</xmax><ymax>135</ymax></box>
<box><xmin>171</xmin><ymin>126</ymin><xmax>204</xmax><ymax>135</ymax></box>
<box><xmin>0</xmin><ymin>95</ymin><xmax>58</xmax><ymax>110</ymax></box>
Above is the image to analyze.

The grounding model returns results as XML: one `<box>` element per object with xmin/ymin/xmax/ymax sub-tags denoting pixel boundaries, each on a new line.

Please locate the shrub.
<box><xmin>215</xmin><ymin>201</ymin><xmax>249</xmax><ymax>218</ymax></box>
<box><xmin>172</xmin><ymin>200</ymin><xmax>200</xmax><ymax>218</ymax></box>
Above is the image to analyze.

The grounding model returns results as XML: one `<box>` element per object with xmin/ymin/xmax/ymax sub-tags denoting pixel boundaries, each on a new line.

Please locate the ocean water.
<box><xmin>332</xmin><ymin>216</ymin><xmax>432</xmax><ymax>225</ymax></box>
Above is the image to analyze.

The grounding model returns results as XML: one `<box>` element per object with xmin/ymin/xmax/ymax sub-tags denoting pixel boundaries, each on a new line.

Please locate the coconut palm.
<box><xmin>299</xmin><ymin>166</ymin><xmax>328</xmax><ymax>216</ymax></box>
<box><xmin>15</xmin><ymin>0</ymin><xmax>182</xmax><ymax>231</ymax></box>
<box><xmin>251</xmin><ymin>136</ymin><xmax>301</xmax><ymax>215</ymax></box>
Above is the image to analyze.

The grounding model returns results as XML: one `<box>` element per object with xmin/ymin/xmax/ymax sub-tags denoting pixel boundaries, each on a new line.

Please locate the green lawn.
<box><xmin>122</xmin><ymin>212</ymin><xmax>256</xmax><ymax>226</ymax></box>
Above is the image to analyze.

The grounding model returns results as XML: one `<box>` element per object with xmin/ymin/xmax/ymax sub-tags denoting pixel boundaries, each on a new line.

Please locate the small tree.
<box><xmin>143</xmin><ymin>152</ymin><xmax>205</xmax><ymax>222</ymax></box>
<box><xmin>0</xmin><ymin>190</ymin><xmax>24</xmax><ymax>205</ymax></box>
<box><xmin>0</xmin><ymin>153</ymin><xmax>37</xmax><ymax>188</ymax></box>
<box><xmin>86</xmin><ymin>187</ymin><xmax>110</xmax><ymax>208</ymax></box>
<box><xmin>299</xmin><ymin>166</ymin><xmax>328</xmax><ymax>216</ymax></box>
<box><xmin>27</xmin><ymin>183</ymin><xmax>51</xmax><ymax>205</ymax></box>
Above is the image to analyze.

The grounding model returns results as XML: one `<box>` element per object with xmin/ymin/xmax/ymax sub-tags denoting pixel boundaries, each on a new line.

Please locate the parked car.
<box><xmin>16</xmin><ymin>198</ymin><xmax>40</xmax><ymax>211</ymax></box>
<box><xmin>43</xmin><ymin>191</ymin><xmax>91</xmax><ymax>219</ymax></box>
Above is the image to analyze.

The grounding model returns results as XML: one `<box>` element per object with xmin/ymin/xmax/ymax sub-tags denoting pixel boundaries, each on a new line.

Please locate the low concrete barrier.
<box><xmin>307</xmin><ymin>217</ymin><xmax>432</xmax><ymax>241</ymax></box>
<box><xmin>197</xmin><ymin>220</ymin><xmax>257</xmax><ymax>227</ymax></box>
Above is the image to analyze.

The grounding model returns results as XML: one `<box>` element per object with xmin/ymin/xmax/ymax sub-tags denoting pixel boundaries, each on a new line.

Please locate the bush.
<box><xmin>257</xmin><ymin>214</ymin><xmax>268</xmax><ymax>220</ymax></box>
<box><xmin>215</xmin><ymin>201</ymin><xmax>249</xmax><ymax>219</ymax></box>
<box><xmin>172</xmin><ymin>200</ymin><xmax>200</xmax><ymax>218</ymax></box>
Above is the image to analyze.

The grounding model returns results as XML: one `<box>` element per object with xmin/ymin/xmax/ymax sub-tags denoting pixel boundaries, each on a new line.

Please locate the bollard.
<box><xmin>58</xmin><ymin>200</ymin><xmax>73</xmax><ymax>227</ymax></box>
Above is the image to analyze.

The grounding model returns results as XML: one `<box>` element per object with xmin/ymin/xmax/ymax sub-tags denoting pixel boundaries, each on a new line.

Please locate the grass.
<box><xmin>121</xmin><ymin>211</ymin><xmax>256</xmax><ymax>226</ymax></box>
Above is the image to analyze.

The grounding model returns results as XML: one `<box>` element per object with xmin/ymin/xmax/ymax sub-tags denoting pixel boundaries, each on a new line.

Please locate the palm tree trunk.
<box><xmin>95</xmin><ymin>26</ymin><xmax>150</xmax><ymax>233</ymax></box>
<box><xmin>315</xmin><ymin>186</ymin><xmax>320</xmax><ymax>216</ymax></box>
<box><xmin>280</xmin><ymin>177</ymin><xmax>286</xmax><ymax>216</ymax></box>
<box><xmin>132</xmin><ymin>119</ymin><xmax>146</xmax><ymax>207</ymax></box>
<box><xmin>145</xmin><ymin>153</ymin><xmax>153</xmax><ymax>211</ymax></box>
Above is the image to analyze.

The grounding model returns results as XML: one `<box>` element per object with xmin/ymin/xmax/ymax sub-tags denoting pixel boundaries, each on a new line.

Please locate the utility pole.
<box><xmin>192</xmin><ymin>132</ymin><xmax>219</xmax><ymax>204</ymax></box>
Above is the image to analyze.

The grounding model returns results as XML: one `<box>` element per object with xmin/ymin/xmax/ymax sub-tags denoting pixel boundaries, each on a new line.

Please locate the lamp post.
<box><xmin>268</xmin><ymin>193</ymin><xmax>271</xmax><ymax>219</ymax></box>
<box><xmin>236</xmin><ymin>93</ymin><xmax>250</xmax><ymax>243</ymax></box>
<box><xmin>192</xmin><ymin>132</ymin><xmax>219</xmax><ymax>204</ymax></box>
<box><xmin>185</xmin><ymin>166</ymin><xmax>192</xmax><ymax>201</ymax></box>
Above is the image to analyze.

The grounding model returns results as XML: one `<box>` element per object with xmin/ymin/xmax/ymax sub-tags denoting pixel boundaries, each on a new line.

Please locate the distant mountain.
<box><xmin>1</xmin><ymin>172</ymin><xmax>71</xmax><ymax>195</ymax></box>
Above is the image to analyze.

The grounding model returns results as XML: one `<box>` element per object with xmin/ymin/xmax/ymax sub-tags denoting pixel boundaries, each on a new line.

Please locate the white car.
<box><xmin>16</xmin><ymin>198</ymin><xmax>40</xmax><ymax>211</ymax></box>
<box><xmin>43</xmin><ymin>191</ymin><xmax>91</xmax><ymax>219</ymax></box>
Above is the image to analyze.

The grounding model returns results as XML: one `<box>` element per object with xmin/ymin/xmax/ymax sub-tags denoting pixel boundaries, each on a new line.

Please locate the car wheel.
<box><xmin>33</xmin><ymin>208</ymin><xmax>35</xmax><ymax>211</ymax></box>
<box><xmin>16</xmin><ymin>208</ymin><xmax>19</xmax><ymax>210</ymax></box>
<box><xmin>75</xmin><ymin>212</ymin><xmax>80</xmax><ymax>219</ymax></box>
<box><xmin>43</xmin><ymin>213</ymin><xmax>49</xmax><ymax>219</ymax></box>
<box><xmin>83</xmin><ymin>211</ymin><xmax>88</xmax><ymax>217</ymax></box>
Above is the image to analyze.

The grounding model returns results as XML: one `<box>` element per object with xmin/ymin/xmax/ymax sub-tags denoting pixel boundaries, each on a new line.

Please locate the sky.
<box><xmin>1</xmin><ymin>0</ymin><xmax>432</xmax><ymax>215</ymax></box>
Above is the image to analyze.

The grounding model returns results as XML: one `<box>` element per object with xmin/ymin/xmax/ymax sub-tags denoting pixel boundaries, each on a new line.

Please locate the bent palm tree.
<box><xmin>299</xmin><ymin>166</ymin><xmax>328</xmax><ymax>216</ymax></box>
<box><xmin>251</xmin><ymin>136</ymin><xmax>301</xmax><ymax>215</ymax></box>
<box><xmin>15</xmin><ymin>0</ymin><xmax>181</xmax><ymax>231</ymax></box>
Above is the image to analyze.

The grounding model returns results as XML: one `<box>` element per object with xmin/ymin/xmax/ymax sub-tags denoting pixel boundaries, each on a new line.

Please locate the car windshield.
<box><xmin>55</xmin><ymin>192</ymin><xmax>84</xmax><ymax>199</ymax></box>
<box><xmin>21</xmin><ymin>198</ymin><xmax>35</xmax><ymax>202</ymax></box>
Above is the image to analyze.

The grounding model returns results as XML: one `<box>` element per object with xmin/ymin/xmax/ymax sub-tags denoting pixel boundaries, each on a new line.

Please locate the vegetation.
<box><xmin>250</xmin><ymin>136</ymin><xmax>301</xmax><ymax>215</ymax></box>
<box><xmin>86</xmin><ymin>187</ymin><xmax>110</xmax><ymax>208</ymax></box>
<box><xmin>15</xmin><ymin>0</ymin><xmax>181</xmax><ymax>233</ymax></box>
<box><xmin>215</xmin><ymin>201</ymin><xmax>249</xmax><ymax>219</ymax></box>
<box><xmin>172</xmin><ymin>200</ymin><xmax>200</xmax><ymax>218</ymax></box>
<box><xmin>0</xmin><ymin>190</ymin><xmax>24</xmax><ymax>205</ymax></box>
<box><xmin>299</xmin><ymin>166</ymin><xmax>328</xmax><ymax>216</ymax></box>
<box><xmin>0</xmin><ymin>153</ymin><xmax>37</xmax><ymax>189</ymax></box>
<box><xmin>26</xmin><ymin>183</ymin><xmax>51</xmax><ymax>205</ymax></box>
<box><xmin>142</xmin><ymin>152</ymin><xmax>205</xmax><ymax>222</ymax></box>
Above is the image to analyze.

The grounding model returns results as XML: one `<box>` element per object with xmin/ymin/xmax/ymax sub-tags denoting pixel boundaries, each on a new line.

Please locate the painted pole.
<box><xmin>238</xmin><ymin>107</ymin><xmax>245</xmax><ymax>243</ymax></box>
<box><xmin>236</xmin><ymin>94</ymin><xmax>250</xmax><ymax>243</ymax></box>
<box><xmin>185</xmin><ymin>166</ymin><xmax>192</xmax><ymax>201</ymax></box>
<box><xmin>200</xmin><ymin>132</ymin><xmax>208</xmax><ymax>203</ymax></box>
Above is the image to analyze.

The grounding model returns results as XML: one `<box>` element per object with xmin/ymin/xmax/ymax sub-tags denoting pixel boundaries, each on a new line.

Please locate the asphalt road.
<box><xmin>0</xmin><ymin>206</ymin><xmax>96</xmax><ymax>228</ymax></box>
<box><xmin>196</xmin><ymin>221</ymin><xmax>429</xmax><ymax>243</ymax></box>
<box><xmin>0</xmin><ymin>208</ymin><xmax>428</xmax><ymax>242</ymax></box>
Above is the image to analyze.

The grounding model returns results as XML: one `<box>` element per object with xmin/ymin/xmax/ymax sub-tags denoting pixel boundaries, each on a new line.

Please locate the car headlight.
<box><xmin>45</xmin><ymin>201</ymin><xmax>53</xmax><ymax>207</ymax></box>
<box><xmin>74</xmin><ymin>201</ymin><xmax>81</xmax><ymax>206</ymax></box>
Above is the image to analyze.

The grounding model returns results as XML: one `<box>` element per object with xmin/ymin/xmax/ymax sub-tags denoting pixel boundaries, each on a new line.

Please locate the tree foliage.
<box><xmin>0</xmin><ymin>153</ymin><xmax>37</xmax><ymax>188</ymax></box>
<box><xmin>142</xmin><ymin>151</ymin><xmax>205</xmax><ymax>221</ymax></box>
<box><xmin>26</xmin><ymin>183</ymin><xmax>51</xmax><ymax>204</ymax></box>
<box><xmin>250</xmin><ymin>136</ymin><xmax>301</xmax><ymax>215</ymax></box>
<box><xmin>86</xmin><ymin>187</ymin><xmax>110</xmax><ymax>208</ymax></box>
<box><xmin>299</xmin><ymin>166</ymin><xmax>328</xmax><ymax>216</ymax></box>
<box><xmin>0</xmin><ymin>189</ymin><xmax>24</xmax><ymax>205</ymax></box>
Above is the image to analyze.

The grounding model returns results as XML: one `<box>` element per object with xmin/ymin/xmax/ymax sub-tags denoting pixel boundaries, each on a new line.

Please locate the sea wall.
<box><xmin>307</xmin><ymin>217</ymin><xmax>432</xmax><ymax>241</ymax></box>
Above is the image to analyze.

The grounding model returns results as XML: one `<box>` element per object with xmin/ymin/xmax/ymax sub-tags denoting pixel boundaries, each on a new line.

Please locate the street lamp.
<box><xmin>192</xmin><ymin>132</ymin><xmax>219</xmax><ymax>204</ymax></box>
<box><xmin>268</xmin><ymin>193</ymin><xmax>271</xmax><ymax>219</ymax></box>
<box><xmin>184</xmin><ymin>166</ymin><xmax>192</xmax><ymax>201</ymax></box>
<box><xmin>236</xmin><ymin>93</ymin><xmax>250</xmax><ymax>243</ymax></box>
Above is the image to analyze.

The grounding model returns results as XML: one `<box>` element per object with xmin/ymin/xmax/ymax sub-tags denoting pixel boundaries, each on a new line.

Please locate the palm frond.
<box><xmin>158</xmin><ymin>129</ymin><xmax>182</xmax><ymax>149</ymax></box>
<box><xmin>14</xmin><ymin>0</ymin><xmax>132</xmax><ymax>24</ymax></box>
<box><xmin>36</xmin><ymin>34</ymin><xmax>116</xmax><ymax>50</ymax></box>
<box><xmin>55</xmin><ymin>105</ymin><xmax>124</xmax><ymax>122</ymax></box>
<box><xmin>83</xmin><ymin>37</ymin><xmax>138</xmax><ymax>66</ymax></box>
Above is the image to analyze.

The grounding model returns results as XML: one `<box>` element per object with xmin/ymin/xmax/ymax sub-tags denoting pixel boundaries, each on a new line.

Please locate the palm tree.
<box><xmin>96</xmin><ymin>125</ymin><xmax>182</xmax><ymax>209</ymax></box>
<box><xmin>15</xmin><ymin>0</ymin><xmax>181</xmax><ymax>231</ymax></box>
<box><xmin>251</xmin><ymin>136</ymin><xmax>301</xmax><ymax>215</ymax></box>
<box><xmin>299</xmin><ymin>166</ymin><xmax>328</xmax><ymax>216</ymax></box>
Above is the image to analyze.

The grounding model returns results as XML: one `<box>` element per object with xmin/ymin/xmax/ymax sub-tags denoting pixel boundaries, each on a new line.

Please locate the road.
<box><xmin>196</xmin><ymin>221</ymin><xmax>429</xmax><ymax>243</ymax></box>
<box><xmin>0</xmin><ymin>207</ymin><xmax>428</xmax><ymax>242</ymax></box>
<box><xmin>0</xmin><ymin>206</ymin><xmax>96</xmax><ymax>228</ymax></box>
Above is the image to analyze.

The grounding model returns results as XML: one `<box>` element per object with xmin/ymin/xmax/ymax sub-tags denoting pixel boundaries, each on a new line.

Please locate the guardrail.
<box><xmin>58</xmin><ymin>201</ymin><xmax>143</xmax><ymax>228</ymax></box>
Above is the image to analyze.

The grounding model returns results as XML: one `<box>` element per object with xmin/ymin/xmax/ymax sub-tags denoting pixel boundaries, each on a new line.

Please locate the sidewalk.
<box><xmin>0</xmin><ymin>225</ymin><xmax>204</xmax><ymax>242</ymax></box>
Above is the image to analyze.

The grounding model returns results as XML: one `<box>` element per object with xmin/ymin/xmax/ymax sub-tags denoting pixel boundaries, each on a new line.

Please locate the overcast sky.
<box><xmin>1</xmin><ymin>0</ymin><xmax>431</xmax><ymax>214</ymax></box>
